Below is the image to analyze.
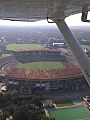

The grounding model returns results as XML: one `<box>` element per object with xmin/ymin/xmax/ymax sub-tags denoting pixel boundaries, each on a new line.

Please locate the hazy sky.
<box><xmin>66</xmin><ymin>12</ymin><xmax>90</xmax><ymax>26</ymax></box>
<box><xmin>0</xmin><ymin>13</ymin><xmax>90</xmax><ymax>27</ymax></box>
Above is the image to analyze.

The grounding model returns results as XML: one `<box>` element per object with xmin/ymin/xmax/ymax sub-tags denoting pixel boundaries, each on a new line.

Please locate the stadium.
<box><xmin>0</xmin><ymin>45</ymin><xmax>89</xmax><ymax>95</ymax></box>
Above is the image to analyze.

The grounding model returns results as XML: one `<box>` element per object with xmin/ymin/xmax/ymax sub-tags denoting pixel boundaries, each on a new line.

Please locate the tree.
<box><xmin>13</xmin><ymin>109</ymin><xmax>29</xmax><ymax>120</ymax></box>
<box><xmin>41</xmin><ymin>115</ymin><xmax>50</xmax><ymax>120</ymax></box>
<box><xmin>0</xmin><ymin>93</ymin><xmax>4</xmax><ymax>108</ymax></box>
<box><xmin>32</xmin><ymin>97</ymin><xmax>42</xmax><ymax>108</ymax></box>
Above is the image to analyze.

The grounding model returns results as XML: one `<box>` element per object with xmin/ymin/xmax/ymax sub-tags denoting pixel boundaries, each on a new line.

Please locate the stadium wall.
<box><xmin>6</xmin><ymin>75</ymin><xmax>89</xmax><ymax>95</ymax></box>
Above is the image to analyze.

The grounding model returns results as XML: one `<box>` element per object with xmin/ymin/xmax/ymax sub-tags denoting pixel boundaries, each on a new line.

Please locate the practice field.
<box><xmin>17</xmin><ymin>61</ymin><xmax>64</xmax><ymax>70</ymax></box>
<box><xmin>49</xmin><ymin>106</ymin><xmax>90</xmax><ymax>120</ymax></box>
<box><xmin>0</xmin><ymin>54</ymin><xmax>11</xmax><ymax>58</ymax></box>
<box><xmin>6</xmin><ymin>44</ymin><xmax>43</xmax><ymax>50</ymax></box>
<box><xmin>82</xmin><ymin>45</ymin><xmax>90</xmax><ymax>50</ymax></box>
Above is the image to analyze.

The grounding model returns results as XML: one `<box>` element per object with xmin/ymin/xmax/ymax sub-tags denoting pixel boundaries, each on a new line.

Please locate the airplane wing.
<box><xmin>0</xmin><ymin>0</ymin><xmax>90</xmax><ymax>21</ymax></box>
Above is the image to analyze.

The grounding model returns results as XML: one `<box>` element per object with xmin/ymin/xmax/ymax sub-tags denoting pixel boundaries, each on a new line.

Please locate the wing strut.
<box><xmin>53</xmin><ymin>19</ymin><xmax>90</xmax><ymax>86</ymax></box>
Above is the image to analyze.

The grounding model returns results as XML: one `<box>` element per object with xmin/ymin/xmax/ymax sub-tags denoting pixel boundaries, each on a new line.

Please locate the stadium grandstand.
<box><xmin>0</xmin><ymin>49</ymin><xmax>89</xmax><ymax>95</ymax></box>
<box><xmin>12</xmin><ymin>49</ymin><xmax>68</xmax><ymax>63</ymax></box>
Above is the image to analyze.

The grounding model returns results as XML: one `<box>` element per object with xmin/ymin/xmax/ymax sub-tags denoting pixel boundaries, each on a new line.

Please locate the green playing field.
<box><xmin>17</xmin><ymin>61</ymin><xmax>64</xmax><ymax>70</ymax></box>
<box><xmin>82</xmin><ymin>45</ymin><xmax>90</xmax><ymax>50</ymax></box>
<box><xmin>6</xmin><ymin>44</ymin><xmax>43</xmax><ymax>50</ymax></box>
<box><xmin>49</xmin><ymin>106</ymin><xmax>90</xmax><ymax>120</ymax></box>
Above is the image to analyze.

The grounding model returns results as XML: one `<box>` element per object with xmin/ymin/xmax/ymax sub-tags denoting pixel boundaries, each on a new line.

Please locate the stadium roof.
<box><xmin>12</xmin><ymin>49</ymin><xmax>61</xmax><ymax>52</ymax></box>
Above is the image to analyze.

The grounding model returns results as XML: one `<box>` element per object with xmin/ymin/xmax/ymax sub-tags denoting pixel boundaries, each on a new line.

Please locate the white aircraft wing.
<box><xmin>0</xmin><ymin>0</ymin><xmax>90</xmax><ymax>21</ymax></box>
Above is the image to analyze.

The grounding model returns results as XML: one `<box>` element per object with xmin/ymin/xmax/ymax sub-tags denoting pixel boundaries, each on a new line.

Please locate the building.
<box><xmin>0</xmin><ymin>49</ymin><xmax>89</xmax><ymax>95</ymax></box>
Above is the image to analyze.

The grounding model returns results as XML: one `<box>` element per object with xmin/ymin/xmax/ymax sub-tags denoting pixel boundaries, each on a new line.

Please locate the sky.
<box><xmin>0</xmin><ymin>13</ymin><xmax>90</xmax><ymax>27</ymax></box>
<box><xmin>65</xmin><ymin>12</ymin><xmax>90</xmax><ymax>26</ymax></box>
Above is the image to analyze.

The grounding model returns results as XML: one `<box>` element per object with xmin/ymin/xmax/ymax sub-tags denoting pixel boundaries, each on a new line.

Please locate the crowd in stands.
<box><xmin>4</xmin><ymin>63</ymin><xmax>82</xmax><ymax>79</ymax></box>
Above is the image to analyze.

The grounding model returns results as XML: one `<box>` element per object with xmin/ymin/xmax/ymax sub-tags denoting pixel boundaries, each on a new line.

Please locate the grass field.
<box><xmin>6</xmin><ymin>44</ymin><xmax>43</xmax><ymax>50</ymax></box>
<box><xmin>0</xmin><ymin>54</ymin><xmax>11</xmax><ymax>58</ymax></box>
<box><xmin>81</xmin><ymin>45</ymin><xmax>90</xmax><ymax>50</ymax></box>
<box><xmin>49</xmin><ymin>106</ymin><xmax>90</xmax><ymax>120</ymax></box>
<box><xmin>17</xmin><ymin>61</ymin><xmax>64</xmax><ymax>70</ymax></box>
